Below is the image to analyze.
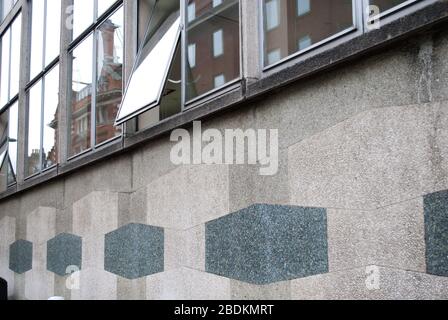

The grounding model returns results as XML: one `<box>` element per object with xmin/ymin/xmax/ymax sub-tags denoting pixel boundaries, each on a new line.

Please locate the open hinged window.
<box><xmin>115</xmin><ymin>0</ymin><xmax>181</xmax><ymax>125</ymax></box>
<box><xmin>0</xmin><ymin>101</ymin><xmax>18</xmax><ymax>191</ymax></box>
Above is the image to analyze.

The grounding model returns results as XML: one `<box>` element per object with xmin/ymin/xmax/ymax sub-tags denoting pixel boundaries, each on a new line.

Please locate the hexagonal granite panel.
<box><xmin>105</xmin><ymin>223</ymin><xmax>164</xmax><ymax>279</ymax></box>
<box><xmin>206</xmin><ymin>204</ymin><xmax>329</xmax><ymax>285</ymax></box>
<box><xmin>424</xmin><ymin>190</ymin><xmax>448</xmax><ymax>277</ymax></box>
<box><xmin>47</xmin><ymin>233</ymin><xmax>82</xmax><ymax>276</ymax></box>
<box><xmin>9</xmin><ymin>240</ymin><xmax>33</xmax><ymax>274</ymax></box>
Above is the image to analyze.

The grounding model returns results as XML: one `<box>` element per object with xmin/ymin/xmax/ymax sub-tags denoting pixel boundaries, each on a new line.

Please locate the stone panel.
<box><xmin>47</xmin><ymin>233</ymin><xmax>82</xmax><ymax>277</ymax></box>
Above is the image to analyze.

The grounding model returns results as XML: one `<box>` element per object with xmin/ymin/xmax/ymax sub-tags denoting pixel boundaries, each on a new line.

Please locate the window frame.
<box><xmin>260</xmin><ymin>0</ymin><xmax>360</xmax><ymax>71</ymax></box>
<box><xmin>0</xmin><ymin>100</ymin><xmax>19</xmax><ymax>188</ymax></box>
<box><xmin>67</xmin><ymin>0</ymin><xmax>124</xmax><ymax>161</ymax></box>
<box><xmin>181</xmin><ymin>0</ymin><xmax>243</xmax><ymax>110</ymax></box>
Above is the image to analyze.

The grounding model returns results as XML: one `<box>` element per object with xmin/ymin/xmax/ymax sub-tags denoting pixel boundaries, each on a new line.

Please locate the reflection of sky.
<box><xmin>8</xmin><ymin>102</ymin><xmax>18</xmax><ymax>172</ymax></box>
<box><xmin>73</xmin><ymin>0</ymin><xmax>94</xmax><ymax>40</ymax></box>
<box><xmin>72</xmin><ymin>34</ymin><xmax>93</xmax><ymax>93</ymax></box>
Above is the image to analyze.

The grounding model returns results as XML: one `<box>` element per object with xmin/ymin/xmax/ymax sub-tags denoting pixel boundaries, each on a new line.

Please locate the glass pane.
<box><xmin>8</xmin><ymin>101</ymin><xmax>18</xmax><ymax>184</ymax></box>
<box><xmin>26</xmin><ymin>81</ymin><xmax>42</xmax><ymax>177</ymax></box>
<box><xmin>95</xmin><ymin>7</ymin><xmax>123</xmax><ymax>145</ymax></box>
<box><xmin>30</xmin><ymin>0</ymin><xmax>45</xmax><ymax>79</ymax></box>
<box><xmin>263</xmin><ymin>0</ymin><xmax>354</xmax><ymax>67</ymax></box>
<box><xmin>116</xmin><ymin>12</ymin><xmax>180</xmax><ymax>124</ymax></box>
<box><xmin>0</xmin><ymin>29</ymin><xmax>10</xmax><ymax>108</ymax></box>
<box><xmin>69</xmin><ymin>35</ymin><xmax>93</xmax><ymax>157</ymax></box>
<box><xmin>1</xmin><ymin>0</ymin><xmax>14</xmax><ymax>21</ymax></box>
<box><xmin>0</xmin><ymin>109</ymin><xmax>7</xmax><ymax>144</ymax></box>
<box><xmin>43</xmin><ymin>64</ymin><xmax>59</xmax><ymax>169</ymax></box>
<box><xmin>370</xmin><ymin>0</ymin><xmax>409</xmax><ymax>13</ymax></box>
<box><xmin>185</xmin><ymin>0</ymin><xmax>240</xmax><ymax>101</ymax></box>
<box><xmin>97</xmin><ymin>0</ymin><xmax>117</xmax><ymax>17</ymax></box>
<box><xmin>10</xmin><ymin>13</ymin><xmax>21</xmax><ymax>98</ymax></box>
<box><xmin>73</xmin><ymin>0</ymin><xmax>94</xmax><ymax>40</ymax></box>
<box><xmin>45</xmin><ymin>0</ymin><xmax>62</xmax><ymax>65</ymax></box>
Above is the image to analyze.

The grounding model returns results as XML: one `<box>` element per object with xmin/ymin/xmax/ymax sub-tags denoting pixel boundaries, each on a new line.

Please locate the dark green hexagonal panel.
<box><xmin>47</xmin><ymin>233</ymin><xmax>82</xmax><ymax>276</ymax></box>
<box><xmin>9</xmin><ymin>240</ymin><xmax>33</xmax><ymax>274</ymax></box>
<box><xmin>206</xmin><ymin>204</ymin><xmax>329</xmax><ymax>285</ymax></box>
<box><xmin>105</xmin><ymin>223</ymin><xmax>164</xmax><ymax>279</ymax></box>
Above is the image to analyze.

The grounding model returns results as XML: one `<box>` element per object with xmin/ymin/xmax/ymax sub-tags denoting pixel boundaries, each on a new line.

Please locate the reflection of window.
<box><xmin>185</xmin><ymin>0</ymin><xmax>240</xmax><ymax>102</ymax></box>
<box><xmin>0</xmin><ymin>13</ymin><xmax>21</xmax><ymax>109</ymax></box>
<box><xmin>214</xmin><ymin>74</ymin><xmax>226</xmax><ymax>88</ymax></box>
<box><xmin>263</xmin><ymin>0</ymin><xmax>354</xmax><ymax>67</ymax></box>
<box><xmin>69</xmin><ymin>4</ymin><xmax>123</xmax><ymax>157</ymax></box>
<box><xmin>213</xmin><ymin>29</ymin><xmax>224</xmax><ymax>57</ymax></box>
<box><xmin>188</xmin><ymin>43</ymin><xmax>196</xmax><ymax>68</ymax></box>
<box><xmin>213</xmin><ymin>0</ymin><xmax>223</xmax><ymax>7</ymax></box>
<box><xmin>0</xmin><ymin>101</ymin><xmax>18</xmax><ymax>191</ymax></box>
<box><xmin>188</xmin><ymin>2</ymin><xmax>196</xmax><ymax>22</ymax></box>
<box><xmin>266</xmin><ymin>0</ymin><xmax>280</xmax><ymax>30</ymax></box>
<box><xmin>298</xmin><ymin>35</ymin><xmax>311</xmax><ymax>51</ymax></box>
<box><xmin>267</xmin><ymin>49</ymin><xmax>281</xmax><ymax>65</ymax></box>
<box><xmin>297</xmin><ymin>0</ymin><xmax>310</xmax><ymax>16</ymax></box>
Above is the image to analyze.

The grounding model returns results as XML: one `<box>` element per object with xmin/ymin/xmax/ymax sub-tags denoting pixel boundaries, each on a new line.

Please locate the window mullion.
<box><xmin>39</xmin><ymin>76</ymin><xmax>45</xmax><ymax>173</ymax></box>
<box><xmin>42</xmin><ymin>0</ymin><xmax>47</xmax><ymax>71</ymax></box>
<box><xmin>91</xmin><ymin>29</ymin><xmax>97</xmax><ymax>149</ymax></box>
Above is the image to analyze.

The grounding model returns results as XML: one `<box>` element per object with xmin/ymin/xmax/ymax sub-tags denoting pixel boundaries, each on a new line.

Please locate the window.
<box><xmin>185</xmin><ymin>0</ymin><xmax>240</xmax><ymax>102</ymax></box>
<box><xmin>0</xmin><ymin>101</ymin><xmax>18</xmax><ymax>190</ymax></box>
<box><xmin>297</xmin><ymin>0</ymin><xmax>310</xmax><ymax>16</ymax></box>
<box><xmin>69</xmin><ymin>2</ymin><xmax>123</xmax><ymax>157</ymax></box>
<box><xmin>117</xmin><ymin>0</ymin><xmax>241</xmax><ymax>127</ymax></box>
<box><xmin>0</xmin><ymin>0</ymin><xmax>17</xmax><ymax>22</ymax></box>
<box><xmin>267</xmin><ymin>49</ymin><xmax>281</xmax><ymax>65</ymax></box>
<box><xmin>263</xmin><ymin>0</ymin><xmax>355</xmax><ymax>67</ymax></box>
<box><xmin>0</xmin><ymin>13</ymin><xmax>21</xmax><ymax>109</ymax></box>
<box><xmin>214</xmin><ymin>74</ymin><xmax>225</xmax><ymax>88</ymax></box>
<box><xmin>212</xmin><ymin>29</ymin><xmax>224</xmax><ymax>57</ymax></box>
<box><xmin>117</xmin><ymin>0</ymin><xmax>181</xmax><ymax>126</ymax></box>
<box><xmin>266</xmin><ymin>0</ymin><xmax>280</xmax><ymax>31</ymax></box>
<box><xmin>25</xmin><ymin>65</ymin><xmax>60</xmax><ymax>177</ymax></box>
<box><xmin>188</xmin><ymin>2</ymin><xmax>196</xmax><ymax>22</ymax></box>
<box><xmin>188</xmin><ymin>43</ymin><xmax>196</xmax><ymax>68</ymax></box>
<box><xmin>30</xmin><ymin>0</ymin><xmax>61</xmax><ymax>80</ymax></box>
<box><xmin>213</xmin><ymin>0</ymin><xmax>223</xmax><ymax>7</ymax></box>
<box><xmin>298</xmin><ymin>35</ymin><xmax>311</xmax><ymax>50</ymax></box>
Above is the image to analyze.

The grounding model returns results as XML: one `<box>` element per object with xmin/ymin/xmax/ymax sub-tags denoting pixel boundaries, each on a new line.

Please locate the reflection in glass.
<box><xmin>45</xmin><ymin>0</ymin><xmax>62</xmax><ymax>65</ymax></box>
<box><xmin>0</xmin><ymin>28</ymin><xmax>10</xmax><ymax>108</ymax></box>
<box><xmin>134</xmin><ymin>0</ymin><xmax>182</xmax><ymax>130</ymax></box>
<box><xmin>43</xmin><ymin>65</ymin><xmax>59</xmax><ymax>170</ymax></box>
<box><xmin>9</xmin><ymin>12</ymin><xmax>21</xmax><ymax>98</ymax></box>
<box><xmin>73</xmin><ymin>0</ymin><xmax>94</xmax><ymax>40</ymax></box>
<box><xmin>1</xmin><ymin>0</ymin><xmax>16</xmax><ymax>21</ymax></box>
<box><xmin>26</xmin><ymin>81</ymin><xmax>42</xmax><ymax>177</ymax></box>
<box><xmin>116</xmin><ymin>0</ymin><xmax>180</xmax><ymax>125</ymax></box>
<box><xmin>263</xmin><ymin>0</ymin><xmax>354</xmax><ymax>67</ymax></box>
<box><xmin>97</xmin><ymin>0</ymin><xmax>117</xmax><ymax>17</ymax></box>
<box><xmin>69</xmin><ymin>35</ymin><xmax>93</xmax><ymax>157</ymax></box>
<box><xmin>30</xmin><ymin>0</ymin><xmax>45</xmax><ymax>79</ymax></box>
<box><xmin>185</xmin><ymin>0</ymin><xmax>240</xmax><ymax>101</ymax></box>
<box><xmin>7</xmin><ymin>101</ymin><xmax>18</xmax><ymax>185</ymax></box>
<box><xmin>96</xmin><ymin>7</ymin><xmax>123</xmax><ymax>144</ymax></box>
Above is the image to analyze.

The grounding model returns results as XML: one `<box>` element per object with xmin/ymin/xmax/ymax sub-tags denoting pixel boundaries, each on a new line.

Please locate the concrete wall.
<box><xmin>1</xmin><ymin>23</ymin><xmax>448</xmax><ymax>300</ymax></box>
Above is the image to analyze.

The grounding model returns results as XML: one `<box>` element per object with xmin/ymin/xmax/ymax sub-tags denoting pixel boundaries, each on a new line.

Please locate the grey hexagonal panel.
<box><xmin>105</xmin><ymin>223</ymin><xmax>164</xmax><ymax>279</ymax></box>
<box><xmin>47</xmin><ymin>233</ymin><xmax>82</xmax><ymax>276</ymax></box>
<box><xmin>206</xmin><ymin>204</ymin><xmax>329</xmax><ymax>285</ymax></box>
<box><xmin>9</xmin><ymin>240</ymin><xmax>33</xmax><ymax>274</ymax></box>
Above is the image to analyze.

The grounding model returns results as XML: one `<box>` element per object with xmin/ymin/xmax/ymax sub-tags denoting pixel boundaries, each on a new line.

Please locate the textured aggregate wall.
<box><xmin>1</xmin><ymin>29</ymin><xmax>448</xmax><ymax>300</ymax></box>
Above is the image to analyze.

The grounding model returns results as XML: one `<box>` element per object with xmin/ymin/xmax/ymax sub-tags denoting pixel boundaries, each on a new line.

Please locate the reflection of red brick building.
<box><xmin>70</xmin><ymin>18</ymin><xmax>122</xmax><ymax>155</ymax></box>
<box><xmin>264</xmin><ymin>0</ymin><xmax>353</xmax><ymax>65</ymax></box>
<box><xmin>186</xmin><ymin>0</ymin><xmax>240</xmax><ymax>99</ymax></box>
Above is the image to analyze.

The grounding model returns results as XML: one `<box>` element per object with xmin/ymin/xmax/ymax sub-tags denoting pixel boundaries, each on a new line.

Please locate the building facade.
<box><xmin>0</xmin><ymin>0</ymin><xmax>448</xmax><ymax>300</ymax></box>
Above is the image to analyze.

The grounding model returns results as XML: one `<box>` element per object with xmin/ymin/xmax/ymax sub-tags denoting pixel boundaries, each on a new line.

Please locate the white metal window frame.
<box><xmin>366</xmin><ymin>0</ymin><xmax>420</xmax><ymax>22</ymax></box>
